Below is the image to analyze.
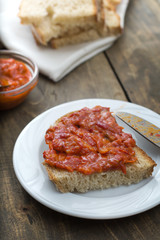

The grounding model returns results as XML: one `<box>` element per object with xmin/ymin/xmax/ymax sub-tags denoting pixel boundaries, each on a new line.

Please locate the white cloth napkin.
<box><xmin>0</xmin><ymin>0</ymin><xmax>129</xmax><ymax>82</ymax></box>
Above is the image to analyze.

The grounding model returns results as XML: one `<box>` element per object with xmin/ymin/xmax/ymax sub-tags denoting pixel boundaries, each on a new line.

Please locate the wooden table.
<box><xmin>1</xmin><ymin>0</ymin><xmax>160</xmax><ymax>239</ymax></box>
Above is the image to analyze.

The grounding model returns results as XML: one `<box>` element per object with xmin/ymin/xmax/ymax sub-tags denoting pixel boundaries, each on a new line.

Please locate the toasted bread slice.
<box><xmin>43</xmin><ymin>107</ymin><xmax>156</xmax><ymax>193</ymax></box>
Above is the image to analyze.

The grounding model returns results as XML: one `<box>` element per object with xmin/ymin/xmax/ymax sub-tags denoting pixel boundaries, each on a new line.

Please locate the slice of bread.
<box><xmin>18</xmin><ymin>0</ymin><xmax>121</xmax><ymax>47</ymax></box>
<box><xmin>19</xmin><ymin>0</ymin><xmax>97</xmax><ymax>44</ymax></box>
<box><xmin>43</xmin><ymin>107</ymin><xmax>156</xmax><ymax>193</ymax></box>
<box><xmin>96</xmin><ymin>0</ymin><xmax>121</xmax><ymax>36</ymax></box>
<box><xmin>50</xmin><ymin>29</ymin><xmax>101</xmax><ymax>49</ymax></box>
<box><xmin>31</xmin><ymin>18</ymin><xmax>99</xmax><ymax>46</ymax></box>
<box><xmin>18</xmin><ymin>0</ymin><xmax>97</xmax><ymax>24</ymax></box>
<box><xmin>43</xmin><ymin>146</ymin><xmax>156</xmax><ymax>193</ymax></box>
<box><xmin>49</xmin><ymin>0</ymin><xmax>121</xmax><ymax>48</ymax></box>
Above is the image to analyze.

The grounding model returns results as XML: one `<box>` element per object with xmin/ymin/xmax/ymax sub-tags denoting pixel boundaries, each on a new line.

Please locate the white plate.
<box><xmin>13</xmin><ymin>99</ymin><xmax>160</xmax><ymax>219</ymax></box>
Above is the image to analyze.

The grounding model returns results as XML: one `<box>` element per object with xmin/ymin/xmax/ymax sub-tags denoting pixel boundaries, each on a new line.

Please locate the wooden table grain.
<box><xmin>1</xmin><ymin>0</ymin><xmax>160</xmax><ymax>239</ymax></box>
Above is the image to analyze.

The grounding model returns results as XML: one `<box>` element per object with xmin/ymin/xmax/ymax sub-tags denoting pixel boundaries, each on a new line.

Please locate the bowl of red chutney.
<box><xmin>0</xmin><ymin>50</ymin><xmax>39</xmax><ymax>110</ymax></box>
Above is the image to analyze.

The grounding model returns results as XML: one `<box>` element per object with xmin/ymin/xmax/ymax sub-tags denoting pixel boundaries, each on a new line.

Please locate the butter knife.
<box><xmin>116</xmin><ymin>112</ymin><xmax>160</xmax><ymax>148</ymax></box>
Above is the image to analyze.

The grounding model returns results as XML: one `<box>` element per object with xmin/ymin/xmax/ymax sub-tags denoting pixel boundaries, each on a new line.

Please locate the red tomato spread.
<box><xmin>43</xmin><ymin>106</ymin><xmax>137</xmax><ymax>175</ymax></box>
<box><xmin>0</xmin><ymin>58</ymin><xmax>31</xmax><ymax>91</ymax></box>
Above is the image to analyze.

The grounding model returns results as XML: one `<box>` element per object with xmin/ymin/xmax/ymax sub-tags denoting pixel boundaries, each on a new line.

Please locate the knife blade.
<box><xmin>116</xmin><ymin>112</ymin><xmax>160</xmax><ymax>148</ymax></box>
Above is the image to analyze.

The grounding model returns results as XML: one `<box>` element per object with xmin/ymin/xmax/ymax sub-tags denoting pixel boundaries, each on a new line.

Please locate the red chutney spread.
<box><xmin>43</xmin><ymin>106</ymin><xmax>137</xmax><ymax>175</ymax></box>
<box><xmin>0</xmin><ymin>58</ymin><xmax>31</xmax><ymax>92</ymax></box>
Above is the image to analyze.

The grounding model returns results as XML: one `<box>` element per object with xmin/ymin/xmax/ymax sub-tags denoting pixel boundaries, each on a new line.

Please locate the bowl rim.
<box><xmin>0</xmin><ymin>50</ymin><xmax>39</xmax><ymax>94</ymax></box>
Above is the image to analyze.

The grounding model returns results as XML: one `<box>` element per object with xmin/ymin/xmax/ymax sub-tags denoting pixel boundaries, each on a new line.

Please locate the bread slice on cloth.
<box><xmin>43</xmin><ymin>106</ymin><xmax>156</xmax><ymax>193</ymax></box>
<box><xmin>19</xmin><ymin>0</ymin><xmax>99</xmax><ymax>45</ymax></box>
<box><xmin>18</xmin><ymin>0</ymin><xmax>121</xmax><ymax>47</ymax></box>
<box><xmin>49</xmin><ymin>0</ymin><xmax>122</xmax><ymax>48</ymax></box>
<box><xmin>50</xmin><ymin>29</ymin><xmax>101</xmax><ymax>49</ymax></box>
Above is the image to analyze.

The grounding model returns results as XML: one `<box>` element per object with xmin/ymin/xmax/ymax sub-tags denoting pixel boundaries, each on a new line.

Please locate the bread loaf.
<box><xmin>18</xmin><ymin>0</ymin><xmax>121</xmax><ymax>48</ymax></box>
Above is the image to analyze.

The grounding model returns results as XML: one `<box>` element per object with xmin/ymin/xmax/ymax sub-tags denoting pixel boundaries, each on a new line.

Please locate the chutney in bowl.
<box><xmin>0</xmin><ymin>50</ymin><xmax>39</xmax><ymax>110</ymax></box>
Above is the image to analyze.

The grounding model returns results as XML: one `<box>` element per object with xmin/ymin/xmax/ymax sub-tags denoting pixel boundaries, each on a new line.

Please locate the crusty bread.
<box><xmin>19</xmin><ymin>0</ymin><xmax>98</xmax><ymax>45</ymax></box>
<box><xmin>43</xmin><ymin>107</ymin><xmax>156</xmax><ymax>193</ymax></box>
<box><xmin>31</xmin><ymin>18</ymin><xmax>99</xmax><ymax>46</ymax></box>
<box><xmin>18</xmin><ymin>0</ymin><xmax>121</xmax><ymax>48</ymax></box>
<box><xmin>49</xmin><ymin>0</ymin><xmax>121</xmax><ymax>48</ymax></box>
<box><xmin>43</xmin><ymin>146</ymin><xmax>156</xmax><ymax>193</ymax></box>
<box><xmin>19</xmin><ymin>0</ymin><xmax>97</xmax><ymax>25</ymax></box>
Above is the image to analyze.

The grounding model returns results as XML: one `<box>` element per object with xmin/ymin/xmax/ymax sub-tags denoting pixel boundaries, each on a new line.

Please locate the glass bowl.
<box><xmin>0</xmin><ymin>50</ymin><xmax>39</xmax><ymax>110</ymax></box>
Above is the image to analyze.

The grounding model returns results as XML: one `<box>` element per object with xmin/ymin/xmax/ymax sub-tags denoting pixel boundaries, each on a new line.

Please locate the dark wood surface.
<box><xmin>1</xmin><ymin>0</ymin><xmax>160</xmax><ymax>239</ymax></box>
